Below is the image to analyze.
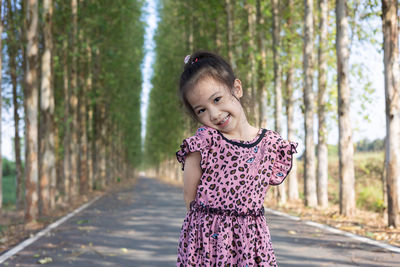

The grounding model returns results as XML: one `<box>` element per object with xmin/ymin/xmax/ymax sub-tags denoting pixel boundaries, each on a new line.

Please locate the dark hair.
<box><xmin>179</xmin><ymin>51</ymin><xmax>237</xmax><ymax>121</ymax></box>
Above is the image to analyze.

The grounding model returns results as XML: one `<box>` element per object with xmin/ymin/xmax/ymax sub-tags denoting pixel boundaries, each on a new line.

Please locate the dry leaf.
<box><xmin>37</xmin><ymin>257</ymin><xmax>53</xmax><ymax>264</ymax></box>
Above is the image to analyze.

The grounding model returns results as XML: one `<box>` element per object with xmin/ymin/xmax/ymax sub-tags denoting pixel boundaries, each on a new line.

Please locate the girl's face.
<box><xmin>186</xmin><ymin>77</ymin><xmax>246</xmax><ymax>135</ymax></box>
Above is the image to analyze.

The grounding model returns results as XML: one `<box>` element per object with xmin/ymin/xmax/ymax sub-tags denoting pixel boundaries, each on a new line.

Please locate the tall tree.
<box><xmin>245</xmin><ymin>1</ymin><xmax>257</xmax><ymax>125</ymax></box>
<box><xmin>382</xmin><ymin>0</ymin><xmax>399</xmax><ymax>227</ymax></box>
<box><xmin>256</xmin><ymin>0</ymin><xmax>267</xmax><ymax>128</ymax></box>
<box><xmin>336</xmin><ymin>0</ymin><xmax>355</xmax><ymax>216</ymax></box>
<box><xmin>39</xmin><ymin>0</ymin><xmax>56</xmax><ymax>215</ymax></box>
<box><xmin>225</xmin><ymin>0</ymin><xmax>235</xmax><ymax>70</ymax></box>
<box><xmin>69</xmin><ymin>0</ymin><xmax>79</xmax><ymax>198</ymax></box>
<box><xmin>25</xmin><ymin>0</ymin><xmax>39</xmax><ymax>222</ymax></box>
<box><xmin>271</xmin><ymin>0</ymin><xmax>285</xmax><ymax>203</ymax></box>
<box><xmin>78</xmin><ymin>2</ymin><xmax>88</xmax><ymax>194</ymax></box>
<box><xmin>62</xmin><ymin>35</ymin><xmax>70</xmax><ymax>201</ymax></box>
<box><xmin>317</xmin><ymin>0</ymin><xmax>329</xmax><ymax>208</ymax></box>
<box><xmin>303</xmin><ymin>0</ymin><xmax>317</xmax><ymax>207</ymax></box>
<box><xmin>285</xmin><ymin>0</ymin><xmax>298</xmax><ymax>201</ymax></box>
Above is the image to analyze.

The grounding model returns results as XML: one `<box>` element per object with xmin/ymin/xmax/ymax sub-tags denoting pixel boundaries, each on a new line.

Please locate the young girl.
<box><xmin>176</xmin><ymin>51</ymin><xmax>297</xmax><ymax>266</ymax></box>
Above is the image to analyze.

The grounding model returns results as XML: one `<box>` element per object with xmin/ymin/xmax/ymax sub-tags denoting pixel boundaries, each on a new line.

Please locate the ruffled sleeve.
<box><xmin>176</xmin><ymin>126</ymin><xmax>213</xmax><ymax>171</ymax></box>
<box><xmin>269</xmin><ymin>138</ymin><xmax>298</xmax><ymax>185</ymax></box>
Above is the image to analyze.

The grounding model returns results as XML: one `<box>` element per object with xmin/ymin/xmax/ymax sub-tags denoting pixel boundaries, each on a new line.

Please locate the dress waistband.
<box><xmin>190</xmin><ymin>201</ymin><xmax>265</xmax><ymax>218</ymax></box>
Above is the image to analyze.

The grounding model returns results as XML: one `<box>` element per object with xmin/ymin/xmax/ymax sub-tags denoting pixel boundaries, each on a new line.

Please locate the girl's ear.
<box><xmin>232</xmin><ymin>79</ymin><xmax>243</xmax><ymax>99</ymax></box>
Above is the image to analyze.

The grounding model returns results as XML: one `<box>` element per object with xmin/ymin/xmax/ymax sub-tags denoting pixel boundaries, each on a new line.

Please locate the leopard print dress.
<box><xmin>176</xmin><ymin>126</ymin><xmax>298</xmax><ymax>266</ymax></box>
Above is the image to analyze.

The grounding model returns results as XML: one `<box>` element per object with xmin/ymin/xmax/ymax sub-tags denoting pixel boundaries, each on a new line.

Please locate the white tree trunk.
<box><xmin>317</xmin><ymin>0</ymin><xmax>329</xmax><ymax>208</ymax></box>
<box><xmin>303</xmin><ymin>0</ymin><xmax>317</xmax><ymax>207</ymax></box>
<box><xmin>62</xmin><ymin>37</ymin><xmax>70</xmax><ymax>202</ymax></box>
<box><xmin>336</xmin><ymin>0</ymin><xmax>356</xmax><ymax>216</ymax></box>
<box><xmin>286</xmin><ymin>0</ymin><xmax>299</xmax><ymax>201</ymax></box>
<box><xmin>25</xmin><ymin>0</ymin><xmax>39</xmax><ymax>222</ymax></box>
<box><xmin>271</xmin><ymin>0</ymin><xmax>285</xmax><ymax>204</ymax></box>
<box><xmin>39</xmin><ymin>0</ymin><xmax>55</xmax><ymax>214</ymax></box>
<box><xmin>382</xmin><ymin>0</ymin><xmax>400</xmax><ymax>227</ymax></box>
<box><xmin>69</xmin><ymin>0</ymin><xmax>79</xmax><ymax>198</ymax></box>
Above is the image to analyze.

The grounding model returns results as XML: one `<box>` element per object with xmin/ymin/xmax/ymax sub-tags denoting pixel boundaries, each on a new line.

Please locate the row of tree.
<box><xmin>145</xmin><ymin>0</ymin><xmax>400</xmax><ymax>226</ymax></box>
<box><xmin>0</xmin><ymin>0</ymin><xmax>144</xmax><ymax>222</ymax></box>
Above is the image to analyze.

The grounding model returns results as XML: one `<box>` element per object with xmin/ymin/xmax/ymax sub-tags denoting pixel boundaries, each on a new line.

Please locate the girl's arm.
<box><xmin>183</xmin><ymin>151</ymin><xmax>203</xmax><ymax>211</ymax></box>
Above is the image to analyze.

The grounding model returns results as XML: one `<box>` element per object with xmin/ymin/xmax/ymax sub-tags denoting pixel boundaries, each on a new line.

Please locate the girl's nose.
<box><xmin>210</xmin><ymin>109</ymin><xmax>222</xmax><ymax>123</ymax></box>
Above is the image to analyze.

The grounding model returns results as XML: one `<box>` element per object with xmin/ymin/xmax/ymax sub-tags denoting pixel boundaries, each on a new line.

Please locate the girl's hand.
<box><xmin>183</xmin><ymin>151</ymin><xmax>203</xmax><ymax>211</ymax></box>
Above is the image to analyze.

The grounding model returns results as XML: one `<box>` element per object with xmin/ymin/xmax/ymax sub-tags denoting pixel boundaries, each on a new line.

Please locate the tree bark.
<box><xmin>225</xmin><ymin>0</ymin><xmax>236</xmax><ymax>70</ymax></box>
<box><xmin>317</xmin><ymin>0</ymin><xmax>329</xmax><ymax>208</ymax></box>
<box><xmin>78</xmin><ymin>30</ymin><xmax>88</xmax><ymax>194</ymax></box>
<box><xmin>286</xmin><ymin>0</ymin><xmax>299</xmax><ymax>201</ymax></box>
<box><xmin>99</xmin><ymin>102</ymin><xmax>107</xmax><ymax>189</ymax></box>
<box><xmin>246</xmin><ymin>1</ymin><xmax>257</xmax><ymax>125</ymax></box>
<box><xmin>16</xmin><ymin>0</ymin><xmax>26</xmax><ymax>210</ymax></box>
<box><xmin>62</xmin><ymin>36</ymin><xmax>70</xmax><ymax>202</ymax></box>
<box><xmin>25</xmin><ymin>0</ymin><xmax>39</xmax><ymax>222</ymax></box>
<box><xmin>86</xmin><ymin>43</ymin><xmax>93</xmax><ymax>192</ymax></box>
<box><xmin>69</xmin><ymin>0</ymin><xmax>79</xmax><ymax>198</ymax></box>
<box><xmin>256</xmin><ymin>0</ymin><xmax>267</xmax><ymax>128</ymax></box>
<box><xmin>336</xmin><ymin>0</ymin><xmax>356</xmax><ymax>216</ymax></box>
<box><xmin>303</xmin><ymin>0</ymin><xmax>317</xmax><ymax>207</ymax></box>
<box><xmin>39</xmin><ymin>0</ymin><xmax>55</xmax><ymax>215</ymax></box>
<box><xmin>271</xmin><ymin>0</ymin><xmax>285</xmax><ymax>203</ymax></box>
<box><xmin>382</xmin><ymin>0</ymin><xmax>400</xmax><ymax>227</ymax></box>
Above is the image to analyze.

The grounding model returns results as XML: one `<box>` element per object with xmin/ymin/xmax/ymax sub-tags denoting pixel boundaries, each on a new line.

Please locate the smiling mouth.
<box><xmin>217</xmin><ymin>115</ymin><xmax>230</xmax><ymax>127</ymax></box>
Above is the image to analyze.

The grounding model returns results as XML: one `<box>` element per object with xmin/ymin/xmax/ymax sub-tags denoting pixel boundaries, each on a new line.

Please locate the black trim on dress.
<box><xmin>216</xmin><ymin>128</ymin><xmax>267</xmax><ymax>148</ymax></box>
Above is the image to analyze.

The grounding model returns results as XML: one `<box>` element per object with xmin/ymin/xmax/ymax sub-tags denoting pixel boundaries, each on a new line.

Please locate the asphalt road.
<box><xmin>2</xmin><ymin>176</ymin><xmax>400</xmax><ymax>266</ymax></box>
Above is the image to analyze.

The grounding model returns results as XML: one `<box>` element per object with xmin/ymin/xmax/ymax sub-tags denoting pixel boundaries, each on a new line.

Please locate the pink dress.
<box><xmin>176</xmin><ymin>125</ymin><xmax>298</xmax><ymax>266</ymax></box>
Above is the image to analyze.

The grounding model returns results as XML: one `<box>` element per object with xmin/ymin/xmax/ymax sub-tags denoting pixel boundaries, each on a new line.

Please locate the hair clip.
<box><xmin>184</xmin><ymin>55</ymin><xmax>191</xmax><ymax>64</ymax></box>
<box><xmin>193</xmin><ymin>58</ymin><xmax>198</xmax><ymax>64</ymax></box>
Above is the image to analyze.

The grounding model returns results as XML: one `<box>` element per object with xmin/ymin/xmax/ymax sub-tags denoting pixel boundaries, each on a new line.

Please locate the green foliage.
<box><xmin>2</xmin><ymin>175</ymin><xmax>17</xmax><ymax>208</ymax></box>
<box><xmin>52</xmin><ymin>0</ymin><xmax>145</xmax><ymax>169</ymax></box>
<box><xmin>2</xmin><ymin>157</ymin><xmax>16</xmax><ymax>177</ymax></box>
<box><xmin>355</xmin><ymin>138</ymin><xmax>384</xmax><ymax>152</ymax></box>
<box><xmin>356</xmin><ymin>185</ymin><xmax>385</xmax><ymax>213</ymax></box>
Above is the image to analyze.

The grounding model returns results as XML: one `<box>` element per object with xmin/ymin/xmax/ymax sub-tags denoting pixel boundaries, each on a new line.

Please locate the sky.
<box><xmin>140</xmin><ymin>0</ymin><xmax>159</xmax><ymax>148</ymax></box>
<box><xmin>0</xmin><ymin>1</ymin><xmax>388</xmax><ymax>160</ymax></box>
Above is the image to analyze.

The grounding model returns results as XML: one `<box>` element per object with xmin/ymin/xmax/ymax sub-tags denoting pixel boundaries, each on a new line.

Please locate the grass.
<box><xmin>2</xmin><ymin>175</ymin><xmax>17</xmax><ymax>209</ymax></box>
<box><xmin>297</xmin><ymin>151</ymin><xmax>385</xmax><ymax>213</ymax></box>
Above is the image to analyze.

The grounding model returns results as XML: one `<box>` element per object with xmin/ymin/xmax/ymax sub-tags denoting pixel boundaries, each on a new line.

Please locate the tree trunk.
<box><xmin>303</xmin><ymin>0</ymin><xmax>317</xmax><ymax>207</ymax></box>
<box><xmin>62</xmin><ymin>37</ymin><xmax>70</xmax><ymax>202</ymax></box>
<box><xmin>256</xmin><ymin>0</ymin><xmax>267</xmax><ymax>128</ymax></box>
<box><xmin>382</xmin><ymin>0</ymin><xmax>400</xmax><ymax>227</ymax></box>
<box><xmin>286</xmin><ymin>0</ymin><xmax>299</xmax><ymax>201</ymax></box>
<box><xmin>317</xmin><ymin>0</ymin><xmax>329</xmax><ymax>208</ymax></box>
<box><xmin>336</xmin><ymin>0</ymin><xmax>356</xmax><ymax>216</ymax></box>
<box><xmin>25</xmin><ymin>0</ymin><xmax>39</xmax><ymax>222</ymax></box>
<box><xmin>246</xmin><ymin>1</ymin><xmax>257</xmax><ymax>125</ymax></box>
<box><xmin>86</xmin><ymin>43</ymin><xmax>93</xmax><ymax>192</ymax></box>
<box><xmin>225</xmin><ymin>0</ymin><xmax>236</xmax><ymax>70</ymax></box>
<box><xmin>16</xmin><ymin>0</ymin><xmax>26</xmax><ymax>210</ymax></box>
<box><xmin>99</xmin><ymin>102</ymin><xmax>107</xmax><ymax>189</ymax></box>
<box><xmin>69</xmin><ymin>0</ymin><xmax>79</xmax><ymax>198</ymax></box>
<box><xmin>78</xmin><ymin>31</ymin><xmax>88</xmax><ymax>194</ymax></box>
<box><xmin>271</xmin><ymin>0</ymin><xmax>285</xmax><ymax>204</ymax></box>
<box><xmin>39</xmin><ymin>0</ymin><xmax>55</xmax><ymax>215</ymax></box>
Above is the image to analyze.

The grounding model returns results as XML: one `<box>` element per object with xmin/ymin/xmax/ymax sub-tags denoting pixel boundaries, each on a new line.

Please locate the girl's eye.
<box><xmin>214</xmin><ymin>97</ymin><xmax>221</xmax><ymax>103</ymax></box>
<box><xmin>197</xmin><ymin>108</ymin><xmax>205</xmax><ymax>114</ymax></box>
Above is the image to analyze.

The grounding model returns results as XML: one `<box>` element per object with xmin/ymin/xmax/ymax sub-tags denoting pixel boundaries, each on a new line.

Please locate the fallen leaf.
<box><xmin>37</xmin><ymin>257</ymin><xmax>53</xmax><ymax>264</ymax></box>
<box><xmin>121</xmin><ymin>248</ymin><xmax>128</xmax><ymax>253</ymax></box>
<box><xmin>288</xmin><ymin>230</ymin><xmax>297</xmax><ymax>235</ymax></box>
